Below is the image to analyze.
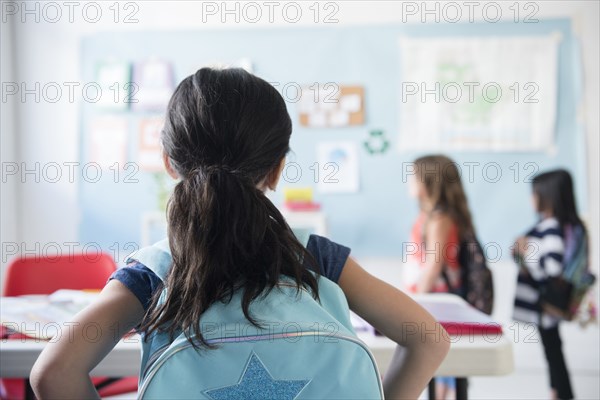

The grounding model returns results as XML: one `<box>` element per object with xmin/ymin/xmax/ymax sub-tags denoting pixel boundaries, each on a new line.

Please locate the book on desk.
<box><xmin>352</xmin><ymin>294</ymin><xmax>503</xmax><ymax>336</ymax></box>
<box><xmin>418</xmin><ymin>298</ymin><xmax>503</xmax><ymax>335</ymax></box>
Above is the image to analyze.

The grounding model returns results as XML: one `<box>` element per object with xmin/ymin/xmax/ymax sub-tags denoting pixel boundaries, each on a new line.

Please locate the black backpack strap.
<box><xmin>441</xmin><ymin>267</ymin><xmax>461</xmax><ymax>295</ymax></box>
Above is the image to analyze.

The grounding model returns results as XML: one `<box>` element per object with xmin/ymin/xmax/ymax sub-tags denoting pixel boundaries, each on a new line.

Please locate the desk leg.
<box><xmin>456</xmin><ymin>377</ymin><xmax>468</xmax><ymax>400</ymax></box>
<box><xmin>25</xmin><ymin>379</ymin><xmax>36</xmax><ymax>400</ymax></box>
<box><xmin>428</xmin><ymin>378</ymin><xmax>436</xmax><ymax>400</ymax></box>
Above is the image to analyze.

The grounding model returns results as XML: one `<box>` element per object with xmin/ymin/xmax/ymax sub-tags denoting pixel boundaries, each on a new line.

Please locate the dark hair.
<box><xmin>532</xmin><ymin>169</ymin><xmax>584</xmax><ymax>231</ymax></box>
<box><xmin>413</xmin><ymin>155</ymin><xmax>475</xmax><ymax>238</ymax></box>
<box><xmin>140</xmin><ymin>67</ymin><xmax>320</xmax><ymax>349</ymax></box>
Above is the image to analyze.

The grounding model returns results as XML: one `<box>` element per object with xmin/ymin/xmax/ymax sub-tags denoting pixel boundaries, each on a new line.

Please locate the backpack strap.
<box><xmin>126</xmin><ymin>238</ymin><xmax>172</xmax><ymax>281</ymax></box>
<box><xmin>293</xmin><ymin>228</ymin><xmax>311</xmax><ymax>249</ymax></box>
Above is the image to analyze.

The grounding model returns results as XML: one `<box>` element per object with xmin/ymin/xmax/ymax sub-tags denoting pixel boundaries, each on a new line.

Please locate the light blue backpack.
<box><xmin>127</xmin><ymin>237</ymin><xmax>383</xmax><ymax>399</ymax></box>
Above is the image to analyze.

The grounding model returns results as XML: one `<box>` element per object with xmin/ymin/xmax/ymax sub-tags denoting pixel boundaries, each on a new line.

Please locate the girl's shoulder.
<box><xmin>410</xmin><ymin>211</ymin><xmax>428</xmax><ymax>232</ymax></box>
<box><xmin>108</xmin><ymin>261</ymin><xmax>163</xmax><ymax>311</ymax></box>
<box><xmin>427</xmin><ymin>210</ymin><xmax>456</xmax><ymax>232</ymax></box>
<box><xmin>429</xmin><ymin>209</ymin><xmax>453</xmax><ymax>222</ymax></box>
<box><xmin>306</xmin><ymin>234</ymin><xmax>351</xmax><ymax>283</ymax></box>
<box><xmin>537</xmin><ymin>216</ymin><xmax>560</xmax><ymax>229</ymax></box>
<box><xmin>415</xmin><ymin>209</ymin><xmax>452</xmax><ymax>225</ymax></box>
<box><xmin>529</xmin><ymin>217</ymin><xmax>562</xmax><ymax>238</ymax></box>
<box><xmin>110</xmin><ymin>235</ymin><xmax>353</xmax><ymax>311</ymax></box>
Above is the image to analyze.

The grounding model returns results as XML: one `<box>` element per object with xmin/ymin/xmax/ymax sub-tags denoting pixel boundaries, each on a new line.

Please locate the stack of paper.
<box><xmin>0</xmin><ymin>290</ymin><xmax>100</xmax><ymax>340</ymax></box>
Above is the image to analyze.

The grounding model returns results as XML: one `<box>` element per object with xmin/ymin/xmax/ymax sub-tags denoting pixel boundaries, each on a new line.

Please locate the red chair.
<box><xmin>1</xmin><ymin>253</ymin><xmax>138</xmax><ymax>399</ymax></box>
<box><xmin>3</xmin><ymin>253</ymin><xmax>117</xmax><ymax>296</ymax></box>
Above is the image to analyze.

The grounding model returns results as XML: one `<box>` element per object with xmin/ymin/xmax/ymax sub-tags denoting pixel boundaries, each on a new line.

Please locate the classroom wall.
<box><xmin>1</xmin><ymin>15</ymin><xmax>19</xmax><ymax>286</ymax></box>
<box><xmin>3</xmin><ymin>0</ymin><xmax>599</xmax><ymax>276</ymax></box>
<box><xmin>76</xmin><ymin>19</ymin><xmax>585</xmax><ymax>260</ymax></box>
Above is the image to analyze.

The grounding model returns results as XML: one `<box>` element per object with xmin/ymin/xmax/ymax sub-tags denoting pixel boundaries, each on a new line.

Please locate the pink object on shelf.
<box><xmin>284</xmin><ymin>201</ymin><xmax>321</xmax><ymax>211</ymax></box>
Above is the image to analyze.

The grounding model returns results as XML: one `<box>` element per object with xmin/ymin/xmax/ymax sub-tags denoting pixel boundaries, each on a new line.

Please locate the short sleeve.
<box><xmin>108</xmin><ymin>261</ymin><xmax>163</xmax><ymax>310</ymax></box>
<box><xmin>306</xmin><ymin>235</ymin><xmax>351</xmax><ymax>283</ymax></box>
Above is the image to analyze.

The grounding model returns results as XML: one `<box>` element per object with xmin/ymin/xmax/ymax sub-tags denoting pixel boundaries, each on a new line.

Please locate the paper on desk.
<box><xmin>48</xmin><ymin>289</ymin><xmax>100</xmax><ymax>303</ymax></box>
<box><xmin>1</xmin><ymin>290</ymin><xmax>100</xmax><ymax>340</ymax></box>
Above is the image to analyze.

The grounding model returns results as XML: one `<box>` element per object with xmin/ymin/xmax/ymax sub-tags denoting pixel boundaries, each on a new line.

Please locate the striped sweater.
<box><xmin>513</xmin><ymin>217</ymin><xmax>564</xmax><ymax>328</ymax></box>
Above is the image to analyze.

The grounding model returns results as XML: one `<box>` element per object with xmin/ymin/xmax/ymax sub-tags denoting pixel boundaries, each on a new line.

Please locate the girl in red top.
<box><xmin>408</xmin><ymin>211</ymin><xmax>461</xmax><ymax>293</ymax></box>
<box><xmin>407</xmin><ymin>155</ymin><xmax>476</xmax><ymax>400</ymax></box>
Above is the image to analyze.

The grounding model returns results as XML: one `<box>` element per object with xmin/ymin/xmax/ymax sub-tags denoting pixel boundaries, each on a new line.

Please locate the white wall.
<box><xmin>1</xmin><ymin>11</ymin><xmax>19</xmax><ymax>286</ymax></box>
<box><xmin>579</xmin><ymin>4</ymin><xmax>600</xmax><ymax>294</ymax></box>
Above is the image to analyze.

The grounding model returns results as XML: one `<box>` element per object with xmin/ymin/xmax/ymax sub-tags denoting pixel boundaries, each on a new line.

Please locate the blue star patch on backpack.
<box><xmin>128</xmin><ymin>238</ymin><xmax>383</xmax><ymax>399</ymax></box>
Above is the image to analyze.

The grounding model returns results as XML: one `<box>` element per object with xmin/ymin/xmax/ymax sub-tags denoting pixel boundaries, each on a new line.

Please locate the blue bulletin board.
<box><xmin>79</xmin><ymin>19</ymin><xmax>586</xmax><ymax>263</ymax></box>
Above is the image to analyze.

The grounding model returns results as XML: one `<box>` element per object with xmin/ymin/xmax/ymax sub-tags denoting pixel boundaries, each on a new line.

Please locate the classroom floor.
<box><xmin>468</xmin><ymin>370</ymin><xmax>599</xmax><ymax>400</ymax></box>
<box><xmin>421</xmin><ymin>324</ymin><xmax>600</xmax><ymax>399</ymax></box>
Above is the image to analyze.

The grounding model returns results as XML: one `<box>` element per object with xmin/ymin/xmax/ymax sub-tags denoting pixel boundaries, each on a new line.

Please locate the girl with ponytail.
<box><xmin>406</xmin><ymin>154</ymin><xmax>475</xmax><ymax>295</ymax></box>
<box><xmin>31</xmin><ymin>68</ymin><xmax>449</xmax><ymax>399</ymax></box>
<box><xmin>139</xmin><ymin>67</ymin><xmax>322</xmax><ymax>348</ymax></box>
<box><xmin>406</xmin><ymin>154</ymin><xmax>476</xmax><ymax>400</ymax></box>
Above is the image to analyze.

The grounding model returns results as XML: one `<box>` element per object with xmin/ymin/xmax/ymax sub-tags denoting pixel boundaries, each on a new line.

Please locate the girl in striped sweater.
<box><xmin>513</xmin><ymin>169</ymin><xmax>585</xmax><ymax>400</ymax></box>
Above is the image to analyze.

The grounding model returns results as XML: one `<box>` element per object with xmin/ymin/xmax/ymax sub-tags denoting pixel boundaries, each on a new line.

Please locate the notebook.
<box><xmin>417</xmin><ymin>298</ymin><xmax>503</xmax><ymax>335</ymax></box>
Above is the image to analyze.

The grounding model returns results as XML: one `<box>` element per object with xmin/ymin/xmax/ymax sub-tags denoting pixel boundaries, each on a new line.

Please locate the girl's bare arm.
<box><xmin>338</xmin><ymin>257</ymin><xmax>450</xmax><ymax>399</ymax></box>
<box><xmin>30</xmin><ymin>280</ymin><xmax>145</xmax><ymax>399</ymax></box>
<box><xmin>416</xmin><ymin>214</ymin><xmax>453</xmax><ymax>293</ymax></box>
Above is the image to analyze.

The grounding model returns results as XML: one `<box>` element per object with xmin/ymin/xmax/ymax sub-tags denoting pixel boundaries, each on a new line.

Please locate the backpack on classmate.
<box><xmin>452</xmin><ymin>233</ymin><xmax>495</xmax><ymax>316</ymax></box>
<box><xmin>422</xmin><ymin>217</ymin><xmax>494</xmax><ymax>315</ymax></box>
<box><xmin>129</xmin><ymin>238</ymin><xmax>383</xmax><ymax>400</ymax></box>
<box><xmin>539</xmin><ymin>224</ymin><xmax>596</xmax><ymax>321</ymax></box>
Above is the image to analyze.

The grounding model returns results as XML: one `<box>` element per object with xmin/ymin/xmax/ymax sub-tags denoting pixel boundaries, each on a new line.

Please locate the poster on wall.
<box><xmin>398</xmin><ymin>34</ymin><xmax>560</xmax><ymax>151</ymax></box>
<box><xmin>316</xmin><ymin>141</ymin><xmax>360</xmax><ymax>193</ymax></box>
<box><xmin>94</xmin><ymin>61</ymin><xmax>131</xmax><ymax>111</ymax></box>
<box><xmin>298</xmin><ymin>85</ymin><xmax>365</xmax><ymax>128</ymax></box>
<box><xmin>132</xmin><ymin>59</ymin><xmax>174</xmax><ymax>111</ymax></box>
<box><xmin>89</xmin><ymin>117</ymin><xmax>128</xmax><ymax>168</ymax></box>
<box><xmin>138</xmin><ymin>118</ymin><xmax>164</xmax><ymax>171</ymax></box>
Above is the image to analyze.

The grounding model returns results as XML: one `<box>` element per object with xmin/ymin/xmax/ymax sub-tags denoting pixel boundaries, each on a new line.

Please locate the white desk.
<box><xmin>0</xmin><ymin>333</ymin><xmax>513</xmax><ymax>378</ymax></box>
<box><xmin>0</xmin><ymin>332</ymin><xmax>512</xmax><ymax>378</ymax></box>
<box><xmin>362</xmin><ymin>331</ymin><xmax>513</xmax><ymax>377</ymax></box>
<box><xmin>408</xmin><ymin>293</ymin><xmax>514</xmax><ymax>377</ymax></box>
<box><xmin>0</xmin><ymin>293</ymin><xmax>513</xmax><ymax>380</ymax></box>
<box><xmin>0</xmin><ymin>336</ymin><xmax>142</xmax><ymax>378</ymax></box>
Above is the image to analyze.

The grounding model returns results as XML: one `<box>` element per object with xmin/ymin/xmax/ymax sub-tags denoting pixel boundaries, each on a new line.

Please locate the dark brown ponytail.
<box><xmin>140</xmin><ymin>68</ymin><xmax>320</xmax><ymax>349</ymax></box>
